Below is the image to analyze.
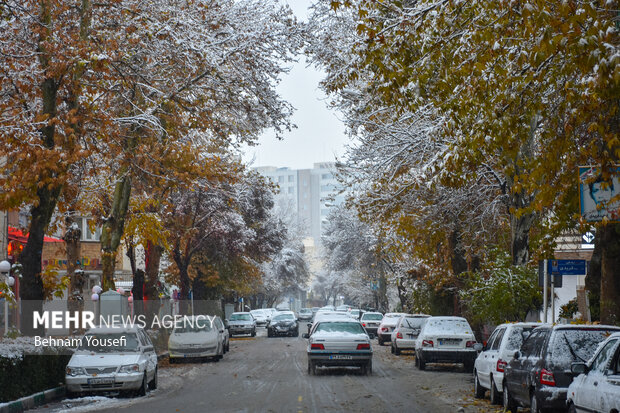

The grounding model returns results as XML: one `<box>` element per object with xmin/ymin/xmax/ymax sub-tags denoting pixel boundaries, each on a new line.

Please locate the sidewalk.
<box><xmin>0</xmin><ymin>387</ymin><xmax>65</xmax><ymax>413</ymax></box>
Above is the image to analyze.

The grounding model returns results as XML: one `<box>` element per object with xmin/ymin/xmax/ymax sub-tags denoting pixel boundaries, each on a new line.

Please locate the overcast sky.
<box><xmin>241</xmin><ymin>0</ymin><xmax>349</xmax><ymax>170</ymax></box>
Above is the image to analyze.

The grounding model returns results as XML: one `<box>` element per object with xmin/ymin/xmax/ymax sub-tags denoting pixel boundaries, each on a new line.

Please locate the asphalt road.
<box><xmin>35</xmin><ymin>328</ymin><xmax>502</xmax><ymax>413</ymax></box>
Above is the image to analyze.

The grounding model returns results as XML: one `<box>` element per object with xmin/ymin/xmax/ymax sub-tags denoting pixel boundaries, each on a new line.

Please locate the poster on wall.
<box><xmin>579</xmin><ymin>166</ymin><xmax>620</xmax><ymax>222</ymax></box>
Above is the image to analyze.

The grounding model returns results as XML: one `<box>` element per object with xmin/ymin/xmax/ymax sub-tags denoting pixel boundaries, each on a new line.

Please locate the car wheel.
<box><xmin>148</xmin><ymin>368</ymin><xmax>158</xmax><ymax>390</ymax></box>
<box><xmin>267</xmin><ymin>329</ymin><xmax>272</xmax><ymax>337</ymax></box>
<box><xmin>366</xmin><ymin>360</ymin><xmax>372</xmax><ymax>376</ymax></box>
<box><xmin>418</xmin><ymin>356</ymin><xmax>426</xmax><ymax>370</ymax></box>
<box><xmin>136</xmin><ymin>373</ymin><xmax>148</xmax><ymax>397</ymax></box>
<box><xmin>473</xmin><ymin>370</ymin><xmax>485</xmax><ymax>399</ymax></box>
<box><xmin>226</xmin><ymin>341</ymin><xmax>230</xmax><ymax>352</ymax></box>
<box><xmin>489</xmin><ymin>377</ymin><xmax>501</xmax><ymax>405</ymax></box>
<box><xmin>251</xmin><ymin>329</ymin><xmax>256</xmax><ymax>337</ymax></box>
<box><xmin>307</xmin><ymin>360</ymin><xmax>315</xmax><ymax>375</ymax></box>
<box><xmin>503</xmin><ymin>382</ymin><xmax>517</xmax><ymax>413</ymax></box>
<box><xmin>294</xmin><ymin>329</ymin><xmax>299</xmax><ymax>337</ymax></box>
<box><xmin>567</xmin><ymin>402</ymin><xmax>577</xmax><ymax>413</ymax></box>
<box><xmin>390</xmin><ymin>344</ymin><xmax>395</xmax><ymax>354</ymax></box>
<box><xmin>394</xmin><ymin>345</ymin><xmax>401</xmax><ymax>355</ymax></box>
<box><xmin>464</xmin><ymin>360</ymin><xmax>474</xmax><ymax>373</ymax></box>
<box><xmin>378</xmin><ymin>337</ymin><xmax>384</xmax><ymax>346</ymax></box>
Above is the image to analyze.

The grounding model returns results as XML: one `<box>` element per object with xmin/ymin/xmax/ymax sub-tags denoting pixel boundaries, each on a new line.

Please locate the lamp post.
<box><xmin>0</xmin><ymin>260</ymin><xmax>12</xmax><ymax>335</ymax></box>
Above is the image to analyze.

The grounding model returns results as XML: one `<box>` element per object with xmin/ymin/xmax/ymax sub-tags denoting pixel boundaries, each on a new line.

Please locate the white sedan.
<box><xmin>305</xmin><ymin>319</ymin><xmax>373</xmax><ymax>375</ymax></box>
<box><xmin>65</xmin><ymin>325</ymin><xmax>158</xmax><ymax>397</ymax></box>
<box><xmin>567</xmin><ymin>332</ymin><xmax>620</xmax><ymax>413</ymax></box>
<box><xmin>168</xmin><ymin>315</ymin><xmax>224</xmax><ymax>363</ymax></box>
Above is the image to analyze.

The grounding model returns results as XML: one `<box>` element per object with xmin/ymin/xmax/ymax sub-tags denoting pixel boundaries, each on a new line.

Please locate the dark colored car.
<box><xmin>503</xmin><ymin>324</ymin><xmax>620</xmax><ymax>413</ymax></box>
<box><xmin>267</xmin><ymin>312</ymin><xmax>299</xmax><ymax>337</ymax></box>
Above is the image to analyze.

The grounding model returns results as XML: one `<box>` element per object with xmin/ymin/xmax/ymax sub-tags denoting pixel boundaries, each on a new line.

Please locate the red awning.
<box><xmin>8</xmin><ymin>226</ymin><xmax>64</xmax><ymax>243</ymax></box>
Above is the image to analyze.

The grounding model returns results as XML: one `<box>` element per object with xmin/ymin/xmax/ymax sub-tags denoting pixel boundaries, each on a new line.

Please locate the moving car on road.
<box><xmin>473</xmin><ymin>322</ymin><xmax>543</xmax><ymax>404</ymax></box>
<box><xmin>168</xmin><ymin>315</ymin><xmax>224</xmax><ymax>363</ymax></box>
<box><xmin>503</xmin><ymin>324</ymin><xmax>620</xmax><ymax>413</ymax></box>
<box><xmin>304</xmin><ymin>319</ymin><xmax>373</xmax><ymax>375</ymax></box>
<box><xmin>297</xmin><ymin>308</ymin><xmax>314</xmax><ymax>322</ymax></box>
<box><xmin>360</xmin><ymin>312</ymin><xmax>383</xmax><ymax>338</ymax></box>
<box><xmin>228</xmin><ymin>312</ymin><xmax>257</xmax><ymax>337</ymax></box>
<box><xmin>567</xmin><ymin>331</ymin><xmax>620</xmax><ymax>413</ymax></box>
<box><xmin>377</xmin><ymin>313</ymin><xmax>409</xmax><ymax>345</ymax></box>
<box><xmin>390</xmin><ymin>314</ymin><xmax>430</xmax><ymax>355</ymax></box>
<box><xmin>267</xmin><ymin>311</ymin><xmax>299</xmax><ymax>337</ymax></box>
<box><xmin>249</xmin><ymin>309</ymin><xmax>269</xmax><ymax>327</ymax></box>
<box><xmin>414</xmin><ymin>316</ymin><xmax>477</xmax><ymax>372</ymax></box>
<box><xmin>65</xmin><ymin>325</ymin><xmax>158</xmax><ymax>397</ymax></box>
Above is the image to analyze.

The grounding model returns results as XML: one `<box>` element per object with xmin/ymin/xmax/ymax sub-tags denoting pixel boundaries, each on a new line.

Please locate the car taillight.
<box><xmin>422</xmin><ymin>340</ymin><xmax>434</xmax><ymax>347</ymax></box>
<box><xmin>466</xmin><ymin>341</ymin><xmax>476</xmax><ymax>348</ymax></box>
<box><xmin>496</xmin><ymin>359</ymin><xmax>507</xmax><ymax>373</ymax></box>
<box><xmin>311</xmin><ymin>343</ymin><xmax>325</xmax><ymax>350</ymax></box>
<box><xmin>381</xmin><ymin>327</ymin><xmax>388</xmax><ymax>332</ymax></box>
<box><xmin>397</xmin><ymin>332</ymin><xmax>403</xmax><ymax>339</ymax></box>
<box><xmin>540</xmin><ymin>368</ymin><xmax>556</xmax><ymax>386</ymax></box>
<box><xmin>362</xmin><ymin>323</ymin><xmax>366</xmax><ymax>327</ymax></box>
<box><xmin>357</xmin><ymin>343</ymin><xmax>370</xmax><ymax>350</ymax></box>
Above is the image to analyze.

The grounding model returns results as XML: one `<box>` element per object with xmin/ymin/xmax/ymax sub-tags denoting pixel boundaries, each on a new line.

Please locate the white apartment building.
<box><xmin>254</xmin><ymin>162</ymin><xmax>345</xmax><ymax>244</ymax></box>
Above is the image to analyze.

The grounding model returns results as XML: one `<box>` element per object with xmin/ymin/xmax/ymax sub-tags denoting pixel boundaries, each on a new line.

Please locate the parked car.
<box><xmin>390</xmin><ymin>314</ymin><xmax>430</xmax><ymax>355</ymax></box>
<box><xmin>503</xmin><ymin>324</ymin><xmax>620</xmax><ymax>413</ymax></box>
<box><xmin>168</xmin><ymin>315</ymin><xmax>224</xmax><ymax>363</ymax></box>
<box><xmin>297</xmin><ymin>308</ymin><xmax>314</xmax><ymax>322</ymax></box>
<box><xmin>228</xmin><ymin>312</ymin><xmax>257</xmax><ymax>337</ymax></box>
<box><xmin>473</xmin><ymin>322</ymin><xmax>543</xmax><ymax>404</ymax></box>
<box><xmin>377</xmin><ymin>313</ymin><xmax>409</xmax><ymax>345</ymax></box>
<box><xmin>213</xmin><ymin>316</ymin><xmax>230</xmax><ymax>353</ymax></box>
<box><xmin>414</xmin><ymin>316</ymin><xmax>477</xmax><ymax>372</ymax></box>
<box><xmin>267</xmin><ymin>311</ymin><xmax>299</xmax><ymax>337</ymax></box>
<box><xmin>65</xmin><ymin>325</ymin><xmax>158</xmax><ymax>397</ymax></box>
<box><xmin>249</xmin><ymin>309</ymin><xmax>269</xmax><ymax>327</ymax></box>
<box><xmin>304</xmin><ymin>319</ymin><xmax>373</xmax><ymax>375</ymax></box>
<box><xmin>567</xmin><ymin>331</ymin><xmax>620</xmax><ymax>413</ymax></box>
<box><xmin>360</xmin><ymin>312</ymin><xmax>383</xmax><ymax>338</ymax></box>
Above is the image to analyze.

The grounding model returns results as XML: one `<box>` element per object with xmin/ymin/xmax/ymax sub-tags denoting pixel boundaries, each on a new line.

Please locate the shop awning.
<box><xmin>8</xmin><ymin>226</ymin><xmax>64</xmax><ymax>243</ymax></box>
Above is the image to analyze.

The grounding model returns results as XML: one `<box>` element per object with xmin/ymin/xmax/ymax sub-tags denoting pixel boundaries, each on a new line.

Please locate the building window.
<box><xmin>288</xmin><ymin>187</ymin><xmax>294</xmax><ymax>194</ymax></box>
<box><xmin>321</xmin><ymin>173</ymin><xmax>333</xmax><ymax>180</ymax></box>
<box><xmin>278</xmin><ymin>176</ymin><xmax>284</xmax><ymax>183</ymax></box>
<box><xmin>78</xmin><ymin>218</ymin><xmax>101</xmax><ymax>242</ymax></box>
<box><xmin>288</xmin><ymin>175</ymin><xmax>294</xmax><ymax>182</ymax></box>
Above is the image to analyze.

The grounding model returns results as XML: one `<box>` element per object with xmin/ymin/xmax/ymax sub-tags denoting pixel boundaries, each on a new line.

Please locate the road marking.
<box><xmin>298</xmin><ymin>396</ymin><xmax>303</xmax><ymax>402</ymax></box>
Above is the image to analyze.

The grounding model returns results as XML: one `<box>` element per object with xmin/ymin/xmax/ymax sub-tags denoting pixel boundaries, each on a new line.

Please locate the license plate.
<box><xmin>329</xmin><ymin>355</ymin><xmax>353</xmax><ymax>360</ymax></box>
<box><xmin>88</xmin><ymin>377</ymin><xmax>114</xmax><ymax>385</ymax></box>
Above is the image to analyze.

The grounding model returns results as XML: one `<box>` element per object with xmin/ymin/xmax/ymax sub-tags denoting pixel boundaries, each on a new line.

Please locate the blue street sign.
<box><xmin>547</xmin><ymin>259</ymin><xmax>587</xmax><ymax>276</ymax></box>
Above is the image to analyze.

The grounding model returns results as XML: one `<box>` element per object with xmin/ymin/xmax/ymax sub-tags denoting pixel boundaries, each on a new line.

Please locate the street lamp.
<box><xmin>0</xmin><ymin>260</ymin><xmax>11</xmax><ymax>335</ymax></box>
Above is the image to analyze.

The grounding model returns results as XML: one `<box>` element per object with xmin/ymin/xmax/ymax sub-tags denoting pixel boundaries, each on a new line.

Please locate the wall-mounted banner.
<box><xmin>579</xmin><ymin>166</ymin><xmax>620</xmax><ymax>222</ymax></box>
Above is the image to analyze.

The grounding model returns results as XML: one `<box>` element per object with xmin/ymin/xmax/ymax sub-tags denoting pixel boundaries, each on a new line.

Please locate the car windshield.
<box><xmin>173</xmin><ymin>318</ymin><xmax>213</xmax><ymax>333</ymax></box>
<box><xmin>549</xmin><ymin>328</ymin><xmax>619</xmax><ymax>368</ymax></box>
<box><xmin>274</xmin><ymin>314</ymin><xmax>295</xmax><ymax>321</ymax></box>
<box><xmin>77</xmin><ymin>332</ymin><xmax>140</xmax><ymax>353</ymax></box>
<box><xmin>403</xmin><ymin>318</ymin><xmax>426</xmax><ymax>329</ymax></box>
<box><xmin>230</xmin><ymin>314</ymin><xmax>251</xmax><ymax>321</ymax></box>
<box><xmin>362</xmin><ymin>314</ymin><xmax>383</xmax><ymax>321</ymax></box>
<box><xmin>424</xmin><ymin>319</ymin><xmax>471</xmax><ymax>334</ymax></box>
<box><xmin>315</xmin><ymin>322</ymin><xmax>365</xmax><ymax>334</ymax></box>
<box><xmin>300</xmin><ymin>309</ymin><xmax>311</xmax><ymax>313</ymax></box>
<box><xmin>505</xmin><ymin>326</ymin><xmax>537</xmax><ymax>350</ymax></box>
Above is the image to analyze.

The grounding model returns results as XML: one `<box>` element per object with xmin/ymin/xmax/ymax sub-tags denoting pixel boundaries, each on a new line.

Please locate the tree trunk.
<box><xmin>144</xmin><ymin>240</ymin><xmax>163</xmax><ymax>299</ymax></box>
<box><xmin>599</xmin><ymin>224</ymin><xmax>620</xmax><ymax>325</ymax></box>
<box><xmin>64</xmin><ymin>214</ymin><xmax>84</xmax><ymax>333</ymax></box>
<box><xmin>100</xmin><ymin>174</ymin><xmax>132</xmax><ymax>291</ymax></box>
<box><xmin>510</xmin><ymin>209</ymin><xmax>536</xmax><ymax>266</ymax></box>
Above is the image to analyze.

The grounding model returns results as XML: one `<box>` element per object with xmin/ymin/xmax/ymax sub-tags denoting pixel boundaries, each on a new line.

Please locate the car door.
<box><xmin>478</xmin><ymin>328</ymin><xmax>501</xmax><ymax>389</ymax></box>
<box><xmin>138</xmin><ymin>329</ymin><xmax>158</xmax><ymax>381</ymax></box>
<box><xmin>579</xmin><ymin>337</ymin><xmax>620</xmax><ymax>412</ymax></box>
<box><xmin>510</xmin><ymin>329</ymin><xmax>546</xmax><ymax>404</ymax></box>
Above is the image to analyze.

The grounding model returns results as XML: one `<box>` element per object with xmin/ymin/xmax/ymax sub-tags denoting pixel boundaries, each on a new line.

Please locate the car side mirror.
<box><xmin>571</xmin><ymin>362</ymin><xmax>588</xmax><ymax>375</ymax></box>
<box><xmin>513</xmin><ymin>350</ymin><xmax>520</xmax><ymax>360</ymax></box>
<box><xmin>473</xmin><ymin>343</ymin><xmax>483</xmax><ymax>352</ymax></box>
<box><xmin>302</xmin><ymin>333</ymin><xmax>309</xmax><ymax>339</ymax></box>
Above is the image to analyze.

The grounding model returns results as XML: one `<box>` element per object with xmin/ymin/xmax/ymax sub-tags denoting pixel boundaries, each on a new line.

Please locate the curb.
<box><xmin>0</xmin><ymin>354</ymin><xmax>168</xmax><ymax>412</ymax></box>
<box><xmin>0</xmin><ymin>386</ymin><xmax>65</xmax><ymax>413</ymax></box>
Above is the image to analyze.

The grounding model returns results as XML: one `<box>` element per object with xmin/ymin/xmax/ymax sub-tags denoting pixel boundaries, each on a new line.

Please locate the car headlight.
<box><xmin>119</xmin><ymin>364</ymin><xmax>140</xmax><ymax>373</ymax></box>
<box><xmin>66</xmin><ymin>366</ymin><xmax>86</xmax><ymax>376</ymax></box>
